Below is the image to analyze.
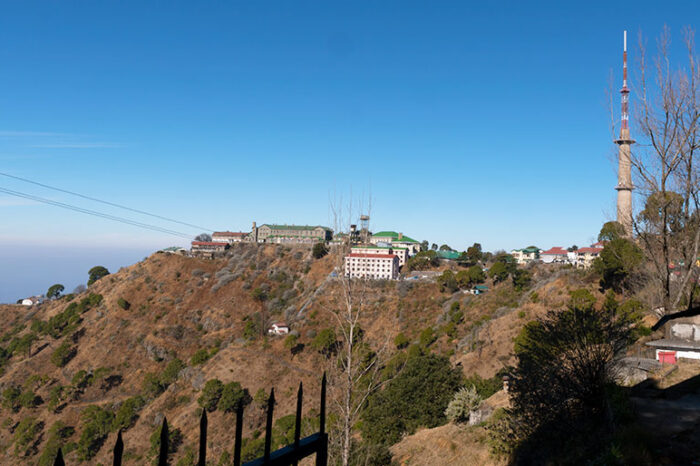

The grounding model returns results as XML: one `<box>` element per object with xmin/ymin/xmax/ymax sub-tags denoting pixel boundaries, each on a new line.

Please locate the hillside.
<box><xmin>0</xmin><ymin>244</ymin><xmax>599</xmax><ymax>465</ymax></box>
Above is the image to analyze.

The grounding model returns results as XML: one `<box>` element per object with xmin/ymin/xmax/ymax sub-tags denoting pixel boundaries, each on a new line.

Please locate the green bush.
<box><xmin>190</xmin><ymin>349</ymin><xmax>211</xmax><ymax>366</ymax></box>
<box><xmin>419</xmin><ymin>327</ymin><xmax>436</xmax><ymax>348</ymax></box>
<box><xmin>87</xmin><ymin>266</ymin><xmax>110</xmax><ymax>286</ymax></box>
<box><xmin>312</xmin><ymin>242</ymin><xmax>328</xmax><ymax>259</ymax></box>
<box><xmin>284</xmin><ymin>334</ymin><xmax>299</xmax><ymax>349</ymax></box>
<box><xmin>18</xmin><ymin>389</ymin><xmax>41</xmax><ymax>409</ymax></box>
<box><xmin>2</xmin><ymin>386</ymin><xmax>21</xmax><ymax>412</ymax></box>
<box><xmin>361</xmin><ymin>353</ymin><xmax>463</xmax><ymax>446</ymax></box>
<box><xmin>7</xmin><ymin>332</ymin><xmax>38</xmax><ymax>357</ymax></box>
<box><xmin>51</xmin><ymin>341</ymin><xmax>76</xmax><ymax>367</ymax></box>
<box><xmin>13</xmin><ymin>416</ymin><xmax>42</xmax><ymax>456</ymax></box>
<box><xmin>77</xmin><ymin>405</ymin><xmax>114</xmax><ymax>460</ymax></box>
<box><xmin>198</xmin><ymin>379</ymin><xmax>224</xmax><ymax>412</ymax></box>
<box><xmin>311</xmin><ymin>328</ymin><xmax>337</xmax><ymax>358</ymax></box>
<box><xmin>38</xmin><ymin>421</ymin><xmax>75</xmax><ymax>466</ymax></box>
<box><xmin>161</xmin><ymin>358</ymin><xmax>185</xmax><ymax>385</ymax></box>
<box><xmin>217</xmin><ymin>382</ymin><xmax>249</xmax><ymax>413</ymax></box>
<box><xmin>117</xmin><ymin>298</ymin><xmax>131</xmax><ymax>310</ymax></box>
<box><xmin>394</xmin><ymin>332</ymin><xmax>409</xmax><ymax>349</ymax></box>
<box><xmin>113</xmin><ymin>396</ymin><xmax>146</xmax><ymax>431</ymax></box>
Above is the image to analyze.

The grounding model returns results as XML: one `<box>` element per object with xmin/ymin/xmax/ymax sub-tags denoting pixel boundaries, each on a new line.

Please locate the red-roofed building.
<box><xmin>344</xmin><ymin>253</ymin><xmax>399</xmax><ymax>280</ymax></box>
<box><xmin>574</xmin><ymin>247</ymin><xmax>604</xmax><ymax>268</ymax></box>
<box><xmin>212</xmin><ymin>231</ymin><xmax>249</xmax><ymax>243</ymax></box>
<box><xmin>540</xmin><ymin>247</ymin><xmax>569</xmax><ymax>264</ymax></box>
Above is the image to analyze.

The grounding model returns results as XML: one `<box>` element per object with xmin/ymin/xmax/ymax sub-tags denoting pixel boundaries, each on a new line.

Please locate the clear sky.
<box><xmin>0</xmin><ymin>1</ymin><xmax>697</xmax><ymax>302</ymax></box>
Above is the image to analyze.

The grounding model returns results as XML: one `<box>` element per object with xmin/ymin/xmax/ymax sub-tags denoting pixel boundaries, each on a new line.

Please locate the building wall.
<box><xmin>344</xmin><ymin>255</ymin><xmax>399</xmax><ymax>280</ymax></box>
<box><xmin>351</xmin><ymin>246</ymin><xmax>408</xmax><ymax>266</ymax></box>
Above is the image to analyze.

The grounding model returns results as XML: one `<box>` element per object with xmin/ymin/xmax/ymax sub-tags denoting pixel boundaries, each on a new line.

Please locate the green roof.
<box><xmin>263</xmin><ymin>224</ymin><xmax>332</xmax><ymax>231</ymax></box>
<box><xmin>372</xmin><ymin>231</ymin><xmax>400</xmax><ymax>238</ymax></box>
<box><xmin>513</xmin><ymin>246</ymin><xmax>540</xmax><ymax>253</ymax></box>
<box><xmin>436</xmin><ymin>250</ymin><xmax>461</xmax><ymax>260</ymax></box>
<box><xmin>474</xmin><ymin>285</ymin><xmax>489</xmax><ymax>290</ymax></box>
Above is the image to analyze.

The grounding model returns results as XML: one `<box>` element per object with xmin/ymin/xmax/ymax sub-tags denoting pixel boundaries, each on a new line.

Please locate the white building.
<box><xmin>268</xmin><ymin>323</ymin><xmax>290</xmax><ymax>335</ymax></box>
<box><xmin>510</xmin><ymin>247</ymin><xmax>540</xmax><ymax>264</ymax></box>
<box><xmin>344</xmin><ymin>253</ymin><xmax>400</xmax><ymax>280</ymax></box>
<box><xmin>351</xmin><ymin>245</ymin><xmax>408</xmax><ymax>266</ymax></box>
<box><xmin>573</xmin><ymin>247</ymin><xmax>603</xmax><ymax>268</ymax></box>
<box><xmin>190</xmin><ymin>241</ymin><xmax>229</xmax><ymax>258</ymax></box>
<box><xmin>370</xmin><ymin>231</ymin><xmax>421</xmax><ymax>255</ymax></box>
<box><xmin>212</xmin><ymin>231</ymin><xmax>248</xmax><ymax>243</ymax></box>
<box><xmin>540</xmin><ymin>247</ymin><xmax>569</xmax><ymax>264</ymax></box>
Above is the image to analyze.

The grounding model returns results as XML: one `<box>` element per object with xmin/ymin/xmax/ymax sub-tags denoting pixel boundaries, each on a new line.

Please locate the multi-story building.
<box><xmin>212</xmin><ymin>231</ymin><xmax>249</xmax><ymax>243</ymax></box>
<box><xmin>540</xmin><ymin>247</ymin><xmax>569</xmax><ymax>263</ymax></box>
<box><xmin>573</xmin><ymin>247</ymin><xmax>604</xmax><ymax>268</ymax></box>
<box><xmin>248</xmin><ymin>222</ymin><xmax>333</xmax><ymax>244</ymax></box>
<box><xmin>370</xmin><ymin>231</ymin><xmax>421</xmax><ymax>255</ymax></box>
<box><xmin>510</xmin><ymin>247</ymin><xmax>540</xmax><ymax>264</ymax></box>
<box><xmin>344</xmin><ymin>253</ymin><xmax>400</xmax><ymax>280</ymax></box>
<box><xmin>351</xmin><ymin>245</ymin><xmax>408</xmax><ymax>266</ymax></box>
<box><xmin>191</xmin><ymin>241</ymin><xmax>229</xmax><ymax>258</ymax></box>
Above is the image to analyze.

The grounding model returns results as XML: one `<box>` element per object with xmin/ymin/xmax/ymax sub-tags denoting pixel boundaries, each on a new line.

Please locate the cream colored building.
<box><xmin>351</xmin><ymin>245</ymin><xmax>408</xmax><ymax>266</ymax></box>
<box><xmin>510</xmin><ymin>247</ymin><xmax>540</xmax><ymax>264</ymax></box>
<box><xmin>370</xmin><ymin>231</ymin><xmax>421</xmax><ymax>255</ymax></box>
<box><xmin>212</xmin><ymin>231</ymin><xmax>248</xmax><ymax>243</ymax></box>
<box><xmin>344</xmin><ymin>253</ymin><xmax>399</xmax><ymax>280</ymax></box>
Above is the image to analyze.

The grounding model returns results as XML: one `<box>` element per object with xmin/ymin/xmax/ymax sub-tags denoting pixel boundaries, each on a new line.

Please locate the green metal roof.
<box><xmin>371</xmin><ymin>231</ymin><xmax>419</xmax><ymax>243</ymax></box>
<box><xmin>436</xmin><ymin>250</ymin><xmax>461</xmax><ymax>260</ymax></box>
<box><xmin>475</xmin><ymin>285</ymin><xmax>489</xmax><ymax>290</ymax></box>
<box><xmin>372</xmin><ymin>231</ymin><xmax>400</xmax><ymax>237</ymax></box>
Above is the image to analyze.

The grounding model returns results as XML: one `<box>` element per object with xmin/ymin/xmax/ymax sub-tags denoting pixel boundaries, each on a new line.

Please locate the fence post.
<box><xmin>113</xmin><ymin>429</ymin><xmax>124</xmax><ymax>466</ymax></box>
<box><xmin>264</xmin><ymin>388</ymin><xmax>275</xmax><ymax>461</ymax></box>
<box><xmin>158</xmin><ymin>417</ymin><xmax>169</xmax><ymax>466</ymax></box>
<box><xmin>198</xmin><ymin>409</ymin><xmax>208</xmax><ymax>466</ymax></box>
<box><xmin>293</xmin><ymin>382</ymin><xmax>303</xmax><ymax>466</ymax></box>
<box><xmin>315</xmin><ymin>373</ymin><xmax>328</xmax><ymax>466</ymax></box>
<box><xmin>53</xmin><ymin>447</ymin><xmax>65</xmax><ymax>466</ymax></box>
<box><xmin>233</xmin><ymin>400</ymin><xmax>243</xmax><ymax>466</ymax></box>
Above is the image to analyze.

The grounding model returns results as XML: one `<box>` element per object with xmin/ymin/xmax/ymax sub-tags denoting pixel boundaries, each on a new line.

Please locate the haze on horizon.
<box><xmin>1</xmin><ymin>0</ymin><xmax>697</xmax><ymax>303</ymax></box>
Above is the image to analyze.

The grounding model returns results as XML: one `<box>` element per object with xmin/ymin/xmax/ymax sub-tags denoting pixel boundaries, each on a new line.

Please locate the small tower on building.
<box><xmin>615</xmin><ymin>30</ymin><xmax>635</xmax><ymax>236</ymax></box>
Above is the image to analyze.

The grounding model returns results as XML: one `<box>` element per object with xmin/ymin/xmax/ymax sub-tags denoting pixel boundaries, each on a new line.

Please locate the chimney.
<box><xmin>252</xmin><ymin>221</ymin><xmax>257</xmax><ymax>229</ymax></box>
<box><xmin>398</xmin><ymin>232</ymin><xmax>403</xmax><ymax>240</ymax></box>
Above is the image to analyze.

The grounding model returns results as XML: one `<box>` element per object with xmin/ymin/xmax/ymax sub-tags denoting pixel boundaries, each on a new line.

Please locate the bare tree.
<box><xmin>627</xmin><ymin>27</ymin><xmax>700</xmax><ymax>315</ymax></box>
<box><xmin>195</xmin><ymin>233</ymin><xmax>212</xmax><ymax>242</ymax></box>
<box><xmin>323</xmin><ymin>193</ymin><xmax>394</xmax><ymax>466</ymax></box>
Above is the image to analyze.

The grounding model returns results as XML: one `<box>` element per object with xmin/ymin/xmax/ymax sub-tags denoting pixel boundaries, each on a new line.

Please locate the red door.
<box><xmin>658</xmin><ymin>351</ymin><xmax>677</xmax><ymax>364</ymax></box>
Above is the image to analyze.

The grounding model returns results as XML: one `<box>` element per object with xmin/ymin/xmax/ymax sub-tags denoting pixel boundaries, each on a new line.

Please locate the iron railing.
<box><xmin>54</xmin><ymin>373</ymin><xmax>327</xmax><ymax>466</ymax></box>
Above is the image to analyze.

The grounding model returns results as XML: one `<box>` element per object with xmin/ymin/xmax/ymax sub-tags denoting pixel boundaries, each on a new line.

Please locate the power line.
<box><xmin>0</xmin><ymin>171</ymin><xmax>214</xmax><ymax>232</ymax></box>
<box><xmin>0</xmin><ymin>186</ymin><xmax>194</xmax><ymax>239</ymax></box>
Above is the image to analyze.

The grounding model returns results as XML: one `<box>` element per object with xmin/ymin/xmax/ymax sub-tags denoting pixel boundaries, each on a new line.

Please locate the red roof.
<box><xmin>191</xmin><ymin>241</ymin><xmax>229</xmax><ymax>246</ymax></box>
<box><xmin>213</xmin><ymin>231</ymin><xmax>248</xmax><ymax>237</ymax></box>
<box><xmin>541</xmin><ymin>247</ymin><xmax>568</xmax><ymax>255</ymax></box>
<box><xmin>577</xmin><ymin>247</ymin><xmax>603</xmax><ymax>254</ymax></box>
<box><xmin>346</xmin><ymin>253</ymin><xmax>397</xmax><ymax>259</ymax></box>
<box><xmin>591</xmin><ymin>241</ymin><xmax>606</xmax><ymax>248</ymax></box>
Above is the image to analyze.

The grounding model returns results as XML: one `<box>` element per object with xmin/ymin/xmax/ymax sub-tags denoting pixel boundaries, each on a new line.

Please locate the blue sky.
<box><xmin>0</xmin><ymin>1</ymin><xmax>697</xmax><ymax>302</ymax></box>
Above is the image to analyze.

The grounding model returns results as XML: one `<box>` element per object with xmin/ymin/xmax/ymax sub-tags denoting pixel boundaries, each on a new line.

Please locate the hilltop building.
<box><xmin>540</xmin><ymin>247</ymin><xmax>569</xmax><ymax>263</ymax></box>
<box><xmin>344</xmin><ymin>253</ymin><xmax>400</xmax><ymax>280</ymax></box>
<box><xmin>573</xmin><ymin>247</ymin><xmax>603</xmax><ymax>268</ymax></box>
<box><xmin>511</xmin><ymin>247</ymin><xmax>540</xmax><ymax>264</ymax></box>
<box><xmin>370</xmin><ymin>231</ymin><xmax>420</xmax><ymax>255</ymax></box>
<box><xmin>248</xmin><ymin>222</ymin><xmax>333</xmax><ymax>244</ymax></box>
<box><xmin>351</xmin><ymin>245</ymin><xmax>409</xmax><ymax>266</ymax></box>
<box><xmin>191</xmin><ymin>241</ymin><xmax>229</xmax><ymax>258</ymax></box>
<box><xmin>212</xmin><ymin>231</ymin><xmax>249</xmax><ymax>243</ymax></box>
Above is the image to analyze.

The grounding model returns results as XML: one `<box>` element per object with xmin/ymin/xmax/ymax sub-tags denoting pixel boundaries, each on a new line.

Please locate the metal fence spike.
<box><xmin>53</xmin><ymin>447</ymin><xmax>65</xmax><ymax>466</ymax></box>
<box><xmin>158</xmin><ymin>417</ymin><xmax>169</xmax><ymax>466</ymax></box>
<box><xmin>264</xmin><ymin>388</ymin><xmax>275</xmax><ymax>460</ymax></box>
<box><xmin>234</xmin><ymin>400</ymin><xmax>243</xmax><ymax>466</ymax></box>
<box><xmin>320</xmin><ymin>372</ymin><xmax>327</xmax><ymax>435</ymax></box>
<box><xmin>113</xmin><ymin>429</ymin><xmax>124</xmax><ymax>466</ymax></box>
<box><xmin>199</xmin><ymin>409</ymin><xmax>208</xmax><ymax>466</ymax></box>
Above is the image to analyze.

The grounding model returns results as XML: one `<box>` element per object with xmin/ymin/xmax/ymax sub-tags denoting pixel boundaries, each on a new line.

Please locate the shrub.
<box><xmin>161</xmin><ymin>358</ymin><xmax>185</xmax><ymax>385</ymax></box>
<box><xmin>284</xmin><ymin>334</ymin><xmax>299</xmax><ymax>350</ymax></box>
<box><xmin>117</xmin><ymin>298</ymin><xmax>131</xmax><ymax>310</ymax></box>
<box><xmin>112</xmin><ymin>396</ymin><xmax>146</xmax><ymax>431</ymax></box>
<box><xmin>77</xmin><ymin>405</ymin><xmax>114</xmax><ymax>460</ymax></box>
<box><xmin>394</xmin><ymin>332</ymin><xmax>409</xmax><ymax>349</ymax></box>
<box><xmin>437</xmin><ymin>270</ymin><xmax>459</xmax><ymax>293</ymax></box>
<box><xmin>198</xmin><ymin>379</ymin><xmax>224</xmax><ymax>412</ymax></box>
<box><xmin>445</xmin><ymin>386</ymin><xmax>482</xmax><ymax>423</ymax></box>
<box><xmin>311</xmin><ymin>328</ymin><xmax>337</xmax><ymax>358</ymax></box>
<box><xmin>312</xmin><ymin>242</ymin><xmax>328</xmax><ymax>259</ymax></box>
<box><xmin>218</xmin><ymin>382</ymin><xmax>250</xmax><ymax>413</ymax></box>
<box><xmin>18</xmin><ymin>389</ymin><xmax>41</xmax><ymax>409</ymax></box>
<box><xmin>87</xmin><ymin>266</ymin><xmax>110</xmax><ymax>286</ymax></box>
<box><xmin>419</xmin><ymin>327</ymin><xmax>436</xmax><ymax>348</ymax></box>
<box><xmin>51</xmin><ymin>341</ymin><xmax>76</xmax><ymax>367</ymax></box>
<box><xmin>14</xmin><ymin>416</ymin><xmax>42</xmax><ymax>455</ymax></box>
<box><xmin>2</xmin><ymin>386</ymin><xmax>21</xmax><ymax>411</ymax></box>
<box><xmin>190</xmin><ymin>349</ymin><xmax>211</xmax><ymax>366</ymax></box>
<box><xmin>362</xmin><ymin>353</ymin><xmax>463</xmax><ymax>446</ymax></box>
<box><xmin>38</xmin><ymin>421</ymin><xmax>75</xmax><ymax>466</ymax></box>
